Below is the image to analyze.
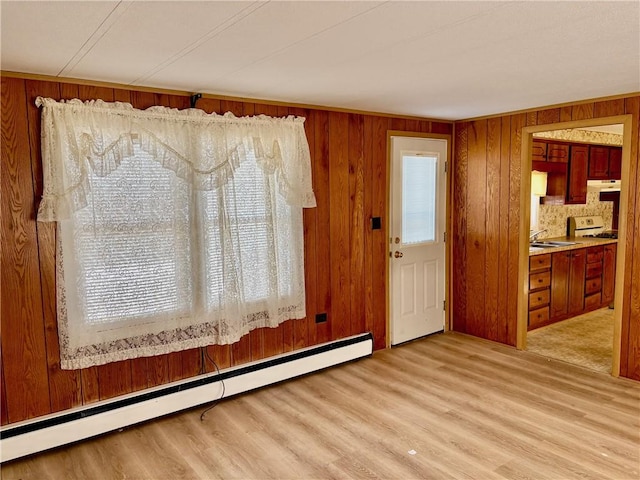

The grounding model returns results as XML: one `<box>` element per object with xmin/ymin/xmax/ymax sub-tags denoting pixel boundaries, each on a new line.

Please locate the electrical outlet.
<box><xmin>315</xmin><ymin>313</ymin><xmax>327</xmax><ymax>324</ymax></box>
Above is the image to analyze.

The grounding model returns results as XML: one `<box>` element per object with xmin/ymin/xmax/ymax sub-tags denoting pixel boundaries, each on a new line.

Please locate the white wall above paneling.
<box><xmin>2</xmin><ymin>1</ymin><xmax>638</xmax><ymax>120</ymax></box>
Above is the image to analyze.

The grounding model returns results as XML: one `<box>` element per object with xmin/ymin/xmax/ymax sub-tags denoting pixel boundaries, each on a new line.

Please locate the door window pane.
<box><xmin>402</xmin><ymin>154</ymin><xmax>437</xmax><ymax>244</ymax></box>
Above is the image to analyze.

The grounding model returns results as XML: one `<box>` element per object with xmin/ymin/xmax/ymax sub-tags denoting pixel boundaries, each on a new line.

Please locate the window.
<box><xmin>401</xmin><ymin>153</ymin><xmax>438</xmax><ymax>244</ymax></box>
<box><xmin>37</xmin><ymin>98</ymin><xmax>315</xmax><ymax>369</ymax></box>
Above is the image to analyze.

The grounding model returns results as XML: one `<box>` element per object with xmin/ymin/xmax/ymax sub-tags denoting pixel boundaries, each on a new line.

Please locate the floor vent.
<box><xmin>1</xmin><ymin>333</ymin><xmax>373</xmax><ymax>462</ymax></box>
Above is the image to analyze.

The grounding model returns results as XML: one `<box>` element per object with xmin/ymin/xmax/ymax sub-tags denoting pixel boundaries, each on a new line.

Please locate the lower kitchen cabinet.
<box><xmin>550</xmin><ymin>249</ymin><xmax>585</xmax><ymax>321</ymax></box>
<box><xmin>584</xmin><ymin>246</ymin><xmax>604</xmax><ymax>312</ymax></box>
<box><xmin>602</xmin><ymin>244</ymin><xmax>617</xmax><ymax>305</ymax></box>
<box><xmin>550</xmin><ymin>251</ymin><xmax>570</xmax><ymax>319</ymax></box>
<box><xmin>528</xmin><ymin>254</ymin><xmax>551</xmax><ymax>330</ymax></box>
<box><xmin>529</xmin><ymin>243</ymin><xmax>615</xmax><ymax>330</ymax></box>
<box><xmin>568</xmin><ymin>249</ymin><xmax>586</xmax><ymax>314</ymax></box>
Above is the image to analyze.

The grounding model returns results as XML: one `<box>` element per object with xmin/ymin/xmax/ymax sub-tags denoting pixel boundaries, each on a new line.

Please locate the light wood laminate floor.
<box><xmin>2</xmin><ymin>332</ymin><xmax>639</xmax><ymax>479</ymax></box>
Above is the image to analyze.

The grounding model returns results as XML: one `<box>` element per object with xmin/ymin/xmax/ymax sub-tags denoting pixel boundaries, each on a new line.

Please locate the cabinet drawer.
<box><xmin>586</xmin><ymin>263</ymin><xmax>603</xmax><ymax>279</ymax></box>
<box><xmin>529</xmin><ymin>289</ymin><xmax>550</xmax><ymax>310</ymax></box>
<box><xmin>530</xmin><ymin>254</ymin><xmax>551</xmax><ymax>272</ymax></box>
<box><xmin>586</xmin><ymin>246</ymin><xmax>604</xmax><ymax>263</ymax></box>
<box><xmin>529</xmin><ymin>271</ymin><xmax>551</xmax><ymax>290</ymax></box>
<box><xmin>585</xmin><ymin>292</ymin><xmax>602</xmax><ymax>309</ymax></box>
<box><xmin>585</xmin><ymin>277</ymin><xmax>602</xmax><ymax>295</ymax></box>
<box><xmin>529</xmin><ymin>306</ymin><xmax>550</xmax><ymax>329</ymax></box>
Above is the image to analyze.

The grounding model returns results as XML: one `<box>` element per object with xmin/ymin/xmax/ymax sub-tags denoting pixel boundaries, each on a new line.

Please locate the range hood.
<box><xmin>587</xmin><ymin>179</ymin><xmax>621</xmax><ymax>192</ymax></box>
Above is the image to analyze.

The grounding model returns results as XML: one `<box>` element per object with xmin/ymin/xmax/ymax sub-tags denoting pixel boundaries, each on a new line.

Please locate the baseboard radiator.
<box><xmin>1</xmin><ymin>333</ymin><xmax>373</xmax><ymax>462</ymax></box>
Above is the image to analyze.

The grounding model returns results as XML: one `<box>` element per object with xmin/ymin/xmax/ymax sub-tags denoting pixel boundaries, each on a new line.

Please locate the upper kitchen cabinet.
<box><xmin>588</xmin><ymin>145</ymin><xmax>622</xmax><ymax>180</ymax></box>
<box><xmin>547</xmin><ymin>142</ymin><xmax>569</xmax><ymax>163</ymax></box>
<box><xmin>531</xmin><ymin>140</ymin><xmax>569</xmax><ymax>162</ymax></box>
<box><xmin>608</xmin><ymin>148</ymin><xmax>622</xmax><ymax>180</ymax></box>
<box><xmin>532</xmin><ymin>138</ymin><xmax>621</xmax><ymax>205</ymax></box>
<box><xmin>589</xmin><ymin>146</ymin><xmax>609</xmax><ymax>179</ymax></box>
<box><xmin>532</xmin><ymin>140</ymin><xmax>547</xmax><ymax>162</ymax></box>
<box><xmin>566</xmin><ymin>145</ymin><xmax>589</xmax><ymax>204</ymax></box>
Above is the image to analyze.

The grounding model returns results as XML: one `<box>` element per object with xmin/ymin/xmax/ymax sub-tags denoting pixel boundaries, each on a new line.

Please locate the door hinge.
<box><xmin>443</xmin><ymin>300</ymin><xmax>446</xmax><ymax>311</ymax></box>
<box><xmin>443</xmin><ymin>231</ymin><xmax>447</xmax><ymax>242</ymax></box>
<box><xmin>445</xmin><ymin>161</ymin><xmax>448</xmax><ymax>173</ymax></box>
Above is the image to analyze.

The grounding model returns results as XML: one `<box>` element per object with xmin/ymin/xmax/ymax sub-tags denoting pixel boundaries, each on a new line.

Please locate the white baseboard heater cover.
<box><xmin>1</xmin><ymin>333</ymin><xmax>373</xmax><ymax>462</ymax></box>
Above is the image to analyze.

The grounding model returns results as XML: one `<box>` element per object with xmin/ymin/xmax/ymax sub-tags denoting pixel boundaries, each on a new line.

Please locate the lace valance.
<box><xmin>36</xmin><ymin>97</ymin><xmax>316</xmax><ymax>221</ymax></box>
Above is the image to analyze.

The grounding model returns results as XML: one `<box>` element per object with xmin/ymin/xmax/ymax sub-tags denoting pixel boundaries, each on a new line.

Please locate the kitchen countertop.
<box><xmin>529</xmin><ymin>236</ymin><xmax>618</xmax><ymax>256</ymax></box>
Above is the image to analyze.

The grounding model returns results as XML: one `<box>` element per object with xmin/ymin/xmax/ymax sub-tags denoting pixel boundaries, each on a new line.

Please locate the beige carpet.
<box><xmin>527</xmin><ymin>307</ymin><xmax>614</xmax><ymax>373</ymax></box>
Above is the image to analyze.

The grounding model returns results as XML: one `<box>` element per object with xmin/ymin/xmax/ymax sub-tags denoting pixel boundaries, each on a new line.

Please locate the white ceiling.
<box><xmin>2</xmin><ymin>1</ymin><xmax>639</xmax><ymax>120</ymax></box>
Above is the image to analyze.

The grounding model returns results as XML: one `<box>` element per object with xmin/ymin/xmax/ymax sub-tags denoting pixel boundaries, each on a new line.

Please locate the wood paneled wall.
<box><xmin>452</xmin><ymin>97</ymin><xmax>640</xmax><ymax>381</ymax></box>
<box><xmin>0</xmin><ymin>76</ymin><xmax>452</xmax><ymax>425</ymax></box>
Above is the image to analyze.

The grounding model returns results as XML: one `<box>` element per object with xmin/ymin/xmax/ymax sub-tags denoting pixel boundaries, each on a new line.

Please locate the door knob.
<box><xmin>394</xmin><ymin>251</ymin><xmax>403</xmax><ymax>258</ymax></box>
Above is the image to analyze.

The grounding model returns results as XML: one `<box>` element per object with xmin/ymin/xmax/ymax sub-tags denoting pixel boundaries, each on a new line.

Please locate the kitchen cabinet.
<box><xmin>609</xmin><ymin>148</ymin><xmax>622</xmax><ymax>180</ymax></box>
<box><xmin>547</xmin><ymin>143</ymin><xmax>569</xmax><ymax>163</ymax></box>
<box><xmin>531</xmin><ymin>248</ymin><xmax>585</xmax><ymax>329</ymax></box>
<box><xmin>584</xmin><ymin>246</ymin><xmax>603</xmax><ymax>310</ymax></box>
<box><xmin>602</xmin><ymin>244</ymin><xmax>617</xmax><ymax>305</ymax></box>
<box><xmin>566</xmin><ymin>145</ymin><xmax>589</xmax><ymax>204</ymax></box>
<box><xmin>531</xmin><ymin>140</ymin><xmax>569</xmax><ymax>163</ymax></box>
<box><xmin>568</xmin><ymin>249</ymin><xmax>586</xmax><ymax>314</ymax></box>
<box><xmin>568</xmin><ymin>248</ymin><xmax>587</xmax><ymax>316</ymax></box>
<box><xmin>530</xmin><ymin>242</ymin><xmax>617</xmax><ymax>330</ymax></box>
<box><xmin>550</xmin><ymin>251</ymin><xmax>570</xmax><ymax>319</ymax></box>
<box><xmin>533</xmin><ymin>160</ymin><xmax>567</xmax><ymax>203</ymax></box>
<box><xmin>532</xmin><ymin>141</ymin><xmax>547</xmax><ymax>162</ymax></box>
<box><xmin>588</xmin><ymin>146</ymin><xmax>609</xmax><ymax>179</ymax></box>
<box><xmin>588</xmin><ymin>145</ymin><xmax>622</xmax><ymax>180</ymax></box>
<box><xmin>528</xmin><ymin>254</ymin><xmax>551</xmax><ymax>330</ymax></box>
<box><xmin>533</xmin><ymin>140</ymin><xmax>621</xmax><ymax>205</ymax></box>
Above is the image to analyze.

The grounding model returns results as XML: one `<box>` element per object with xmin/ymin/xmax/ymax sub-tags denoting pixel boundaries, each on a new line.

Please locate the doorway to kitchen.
<box><xmin>527</xmin><ymin>307</ymin><xmax>614</xmax><ymax>373</ymax></box>
<box><xmin>518</xmin><ymin>117</ymin><xmax>632</xmax><ymax>376</ymax></box>
<box><xmin>389</xmin><ymin>136</ymin><xmax>447</xmax><ymax>346</ymax></box>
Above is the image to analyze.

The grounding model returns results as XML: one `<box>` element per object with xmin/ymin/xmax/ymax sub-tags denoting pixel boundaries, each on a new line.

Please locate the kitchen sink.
<box><xmin>530</xmin><ymin>242</ymin><xmax>558</xmax><ymax>248</ymax></box>
<box><xmin>530</xmin><ymin>240</ymin><xmax>577</xmax><ymax>248</ymax></box>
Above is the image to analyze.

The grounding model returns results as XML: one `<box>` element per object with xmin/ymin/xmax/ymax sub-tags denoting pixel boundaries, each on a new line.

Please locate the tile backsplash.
<box><xmin>538</xmin><ymin>192</ymin><xmax>614</xmax><ymax>238</ymax></box>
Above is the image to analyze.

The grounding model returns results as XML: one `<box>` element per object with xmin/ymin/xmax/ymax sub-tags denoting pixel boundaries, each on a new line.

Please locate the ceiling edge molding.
<box><xmin>0</xmin><ymin>70</ymin><xmax>453</xmax><ymax>124</ymax></box>
<box><xmin>457</xmin><ymin>91</ymin><xmax>640</xmax><ymax>123</ymax></box>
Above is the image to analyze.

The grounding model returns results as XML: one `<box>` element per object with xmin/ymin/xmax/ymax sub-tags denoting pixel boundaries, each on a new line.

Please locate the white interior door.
<box><xmin>390</xmin><ymin>136</ymin><xmax>447</xmax><ymax>345</ymax></box>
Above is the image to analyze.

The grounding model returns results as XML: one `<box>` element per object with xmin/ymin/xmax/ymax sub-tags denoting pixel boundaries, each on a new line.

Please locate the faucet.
<box><xmin>529</xmin><ymin>229</ymin><xmax>547</xmax><ymax>243</ymax></box>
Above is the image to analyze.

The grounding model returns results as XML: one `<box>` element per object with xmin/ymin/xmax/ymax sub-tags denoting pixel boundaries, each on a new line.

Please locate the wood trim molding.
<box><xmin>517</xmin><ymin>114</ymin><xmax>633</xmax><ymax>378</ymax></box>
<box><xmin>461</xmin><ymin>93</ymin><xmax>640</xmax><ymax>123</ymax></box>
<box><xmin>385</xmin><ymin>131</ymin><xmax>453</xmax><ymax>347</ymax></box>
<box><xmin>0</xmin><ymin>71</ymin><xmax>453</xmax><ymax>124</ymax></box>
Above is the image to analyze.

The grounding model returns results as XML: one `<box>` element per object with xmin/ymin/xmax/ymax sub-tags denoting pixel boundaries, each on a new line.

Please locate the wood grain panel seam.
<box><xmin>24</xmin><ymin>79</ymin><xmax>55</xmax><ymax>412</ymax></box>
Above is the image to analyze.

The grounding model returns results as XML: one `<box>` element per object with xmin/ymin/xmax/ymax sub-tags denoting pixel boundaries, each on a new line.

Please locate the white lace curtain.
<box><xmin>37</xmin><ymin>97</ymin><xmax>316</xmax><ymax>369</ymax></box>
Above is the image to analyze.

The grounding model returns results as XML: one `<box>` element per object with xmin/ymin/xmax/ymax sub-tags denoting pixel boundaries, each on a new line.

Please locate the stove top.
<box><xmin>582</xmin><ymin>231</ymin><xmax>618</xmax><ymax>239</ymax></box>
